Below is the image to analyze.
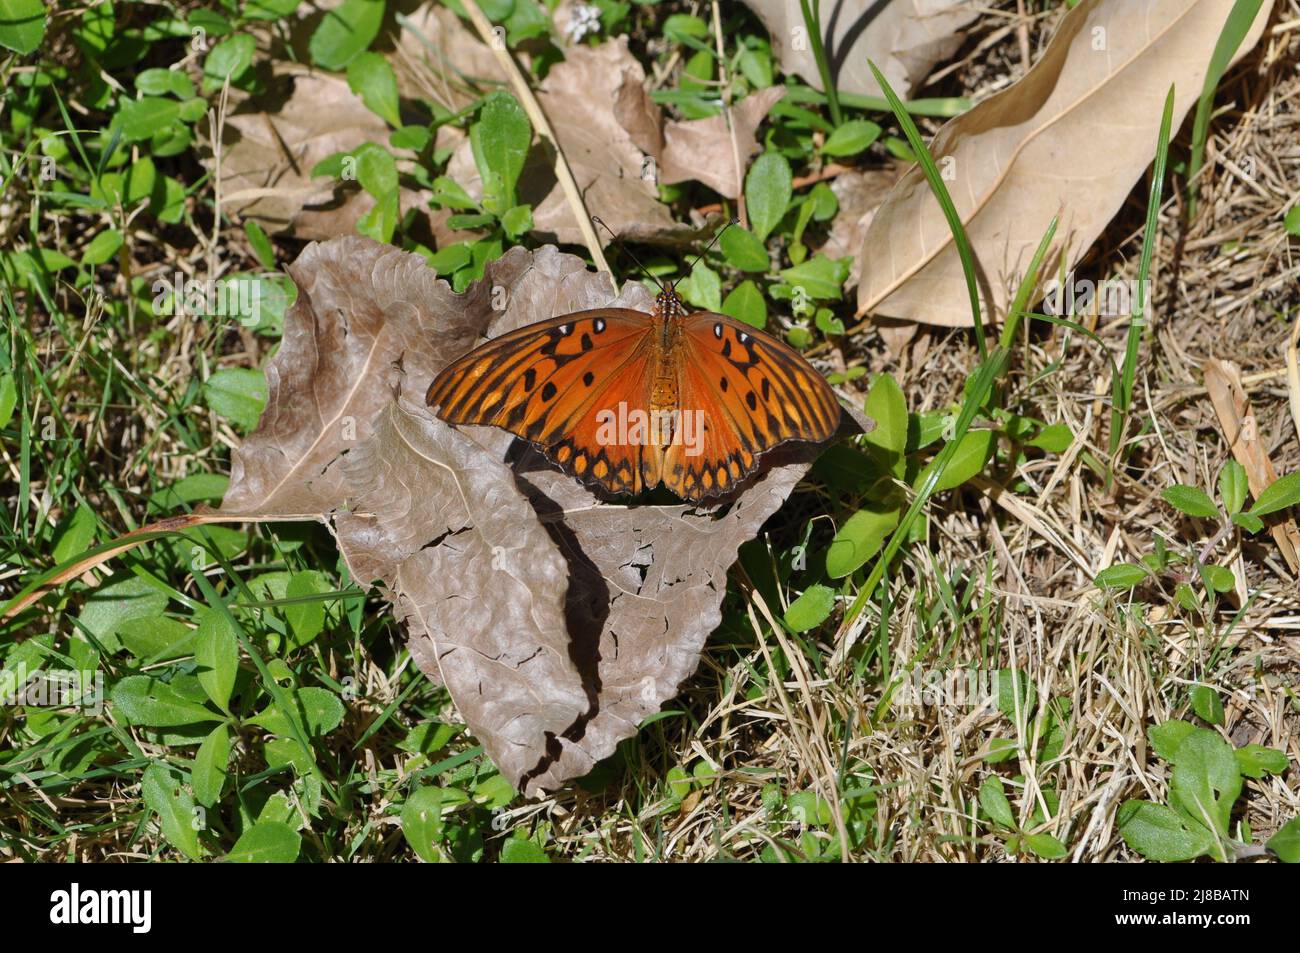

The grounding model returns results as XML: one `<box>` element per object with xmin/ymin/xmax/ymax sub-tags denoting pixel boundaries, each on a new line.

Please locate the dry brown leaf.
<box><xmin>216</xmin><ymin>69</ymin><xmax>430</xmax><ymax>240</ymax></box>
<box><xmin>818</xmin><ymin>166</ymin><xmax>902</xmax><ymax>287</ymax></box>
<box><xmin>217</xmin><ymin>236</ymin><xmax>837</xmax><ymax>794</ymax></box>
<box><xmin>391</xmin><ymin>2</ymin><xmax>512</xmax><ymax>111</ymax></box>
<box><xmin>741</xmin><ymin>0</ymin><xmax>977</xmax><ymax>99</ymax></box>
<box><xmin>1203</xmin><ymin>358</ymin><xmax>1300</xmax><ymax>572</ymax></box>
<box><xmin>856</xmin><ymin>0</ymin><xmax>1273</xmax><ymax>326</ymax></box>
<box><xmin>658</xmin><ymin>86</ymin><xmax>788</xmax><ymax>200</ymax></box>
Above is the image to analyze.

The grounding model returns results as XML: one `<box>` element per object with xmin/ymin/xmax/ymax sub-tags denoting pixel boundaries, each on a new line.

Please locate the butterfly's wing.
<box><xmin>663</xmin><ymin>312</ymin><xmax>842</xmax><ymax>501</ymax></box>
<box><xmin>426</xmin><ymin>309</ymin><xmax>659</xmax><ymax>496</ymax></box>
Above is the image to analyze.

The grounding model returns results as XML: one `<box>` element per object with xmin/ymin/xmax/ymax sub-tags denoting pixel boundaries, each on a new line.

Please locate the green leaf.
<box><xmin>1235</xmin><ymin>743</ymin><xmax>1288</xmax><ymax>779</ymax></box>
<box><xmin>1232</xmin><ymin>511</ymin><xmax>1264</xmax><ymax>534</ymax></box>
<box><xmin>82</xmin><ymin>228</ymin><xmax>123</xmax><ymax>266</ymax></box>
<box><xmin>471</xmin><ymin>91</ymin><xmax>531</xmax><ymax>215</ymax></box>
<box><xmin>401</xmin><ymin>786</ymin><xmax>446</xmax><ymax>862</ymax></box>
<box><xmin>1161</xmin><ymin>485</ymin><xmax>1219</xmax><ymax>519</ymax></box>
<box><xmin>78</xmin><ymin>574</ymin><xmax>168</xmax><ymax>648</ymax></box>
<box><xmin>136</xmin><ymin>67</ymin><xmax>195</xmax><ymax>98</ymax></box>
<box><xmin>1026</xmin><ymin>421</ymin><xmax>1072</xmax><ymax>453</ymax></box>
<box><xmin>1249</xmin><ymin>471</ymin><xmax>1300</xmax><ymax>517</ymax></box>
<box><xmin>778</xmin><ymin>254</ymin><xmax>847</xmax><ymax>301</ymax></box>
<box><xmin>309</xmin><ymin>0</ymin><xmax>385</xmax><ymax>71</ymax></box>
<box><xmin>192</xmin><ymin>723</ymin><xmax>231</xmax><ymax>807</ymax></box>
<box><xmin>195</xmin><ymin>610</ymin><xmax>238</xmax><ymax>711</ymax></box>
<box><xmin>825</xmin><ymin>504</ymin><xmax>901</xmax><ymax>579</ymax></box>
<box><xmin>863</xmin><ymin>373</ymin><xmax>906</xmax><ymax>477</ymax></box>
<box><xmin>718</xmin><ymin>227</ymin><xmax>769</xmax><ymax>272</ymax></box>
<box><xmin>118</xmin><ymin>97</ymin><xmax>181</xmax><ymax>142</ymax></box>
<box><xmin>1094</xmin><ymin>563</ymin><xmax>1148</xmax><ymax>590</ymax></box>
<box><xmin>678</xmin><ymin>260</ymin><xmax>721</xmax><ymax>312</ymax></box>
<box><xmin>1199</xmin><ymin>563</ymin><xmax>1235</xmax><ymax>594</ymax></box>
<box><xmin>202</xmin><ymin>34</ymin><xmax>256</xmax><ymax>92</ymax></box>
<box><xmin>1148</xmin><ymin>719</ymin><xmax>1195</xmax><ymax>762</ymax></box>
<box><xmin>283</xmin><ymin>571</ymin><xmax>328</xmax><ymax>648</ymax></box>
<box><xmin>500</xmin><ymin>204</ymin><xmax>533</xmax><ymax>241</ymax></box>
<box><xmin>745</xmin><ymin>152</ymin><xmax>792</xmax><ymax>241</ymax></box>
<box><xmin>248</xmin><ymin>687</ymin><xmax>344</xmax><ymax>737</ymax></box>
<box><xmin>243</xmin><ymin>0</ymin><xmax>303</xmax><ymax>21</ymax></box>
<box><xmin>913</xmin><ymin>429</ymin><xmax>994</xmax><ymax>494</ymax></box>
<box><xmin>390</xmin><ymin>124</ymin><xmax>431</xmax><ymax>151</ymax></box>
<box><xmin>1267</xmin><ymin>816</ymin><xmax>1300</xmax><ymax>862</ymax></box>
<box><xmin>0</xmin><ymin>0</ymin><xmax>46</xmax><ymax>54</ymax></box>
<box><xmin>244</xmin><ymin>220</ymin><xmax>276</xmax><ymax>270</ymax></box>
<box><xmin>500</xmin><ymin>838</ymin><xmax>550</xmax><ymax>863</ymax></box>
<box><xmin>1189</xmin><ymin>684</ymin><xmax>1224</xmax><ymax>725</ymax></box>
<box><xmin>113</xmin><ymin>676</ymin><xmax>222</xmax><ymax>727</ymax></box>
<box><xmin>141</xmin><ymin>763</ymin><xmax>203</xmax><ymax>860</ymax></box>
<box><xmin>783</xmin><ymin>584</ymin><xmax>836</xmax><ymax>632</ymax></box>
<box><xmin>0</xmin><ymin>372</ymin><xmax>15</xmax><ymax>431</ymax></box>
<box><xmin>1117</xmin><ymin>800</ymin><xmax>1214</xmax><ymax>862</ymax></box>
<box><xmin>1219</xmin><ymin>460</ymin><xmax>1248</xmax><ymax>515</ymax></box>
<box><xmin>720</xmin><ymin>279</ymin><xmax>766</xmax><ymax>329</ymax></box>
<box><xmin>1169</xmin><ymin>729</ymin><xmax>1241</xmax><ymax>840</ymax></box>
<box><xmin>204</xmin><ymin>368</ymin><xmax>267</xmax><ymax>430</ymax></box>
<box><xmin>227</xmin><ymin>821</ymin><xmax>302</xmax><ymax>862</ymax></box>
<box><xmin>347</xmin><ymin>51</ymin><xmax>401</xmax><ymax>126</ymax></box>
<box><xmin>821</xmin><ymin>119</ymin><xmax>881</xmax><ymax>157</ymax></box>
<box><xmin>117</xmin><ymin>617</ymin><xmax>195</xmax><ymax>661</ymax></box>
<box><xmin>1286</xmin><ymin>206</ymin><xmax>1300</xmax><ymax>238</ymax></box>
<box><xmin>51</xmin><ymin>503</ymin><xmax>97</xmax><ymax>563</ymax></box>
<box><xmin>352</xmin><ymin>142</ymin><xmax>398</xmax><ymax>198</ymax></box>
<box><xmin>1024</xmin><ymin>832</ymin><xmax>1068</xmax><ymax>859</ymax></box>
<box><xmin>978</xmin><ymin>775</ymin><xmax>1015</xmax><ymax>829</ymax></box>
<box><xmin>356</xmin><ymin>188</ymin><xmax>399</xmax><ymax>244</ymax></box>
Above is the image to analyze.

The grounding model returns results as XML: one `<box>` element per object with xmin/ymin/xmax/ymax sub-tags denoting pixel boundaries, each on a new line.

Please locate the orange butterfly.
<box><xmin>426</xmin><ymin>271</ymin><xmax>841</xmax><ymax>503</ymax></box>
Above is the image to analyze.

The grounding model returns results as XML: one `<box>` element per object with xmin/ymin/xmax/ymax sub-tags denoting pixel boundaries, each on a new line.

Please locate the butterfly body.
<box><xmin>427</xmin><ymin>287</ymin><xmax>841</xmax><ymax>503</ymax></box>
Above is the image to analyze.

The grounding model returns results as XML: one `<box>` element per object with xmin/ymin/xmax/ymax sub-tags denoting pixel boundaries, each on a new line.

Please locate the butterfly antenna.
<box><xmin>591</xmin><ymin>216</ymin><xmax>665</xmax><ymax>292</ymax></box>
<box><xmin>685</xmin><ymin>218</ymin><xmax>739</xmax><ymax>277</ymax></box>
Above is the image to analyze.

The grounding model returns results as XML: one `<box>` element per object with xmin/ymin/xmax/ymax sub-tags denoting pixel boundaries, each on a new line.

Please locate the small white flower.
<box><xmin>565</xmin><ymin>4</ymin><xmax>602</xmax><ymax>43</ymax></box>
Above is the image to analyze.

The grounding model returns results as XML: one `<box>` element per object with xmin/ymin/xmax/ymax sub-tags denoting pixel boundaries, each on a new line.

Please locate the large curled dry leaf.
<box><xmin>741</xmin><ymin>0</ymin><xmax>977</xmax><ymax>100</ymax></box>
<box><xmin>218</xmin><ymin>237</ymin><xmax>835</xmax><ymax>794</ymax></box>
<box><xmin>857</xmin><ymin>0</ymin><xmax>1273</xmax><ymax>326</ymax></box>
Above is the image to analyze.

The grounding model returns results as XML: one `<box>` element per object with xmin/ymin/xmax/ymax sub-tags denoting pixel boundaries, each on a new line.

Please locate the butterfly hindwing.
<box><xmin>664</xmin><ymin>312</ymin><xmax>841</xmax><ymax>500</ymax></box>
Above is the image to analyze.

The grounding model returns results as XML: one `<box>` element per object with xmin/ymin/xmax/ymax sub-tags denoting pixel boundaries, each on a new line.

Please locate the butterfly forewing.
<box><xmin>664</xmin><ymin>312</ymin><xmax>841</xmax><ymax>500</ymax></box>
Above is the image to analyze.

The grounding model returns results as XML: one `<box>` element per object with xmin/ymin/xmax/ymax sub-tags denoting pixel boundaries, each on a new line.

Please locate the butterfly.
<box><xmin>426</xmin><ymin>281</ymin><xmax>841</xmax><ymax>504</ymax></box>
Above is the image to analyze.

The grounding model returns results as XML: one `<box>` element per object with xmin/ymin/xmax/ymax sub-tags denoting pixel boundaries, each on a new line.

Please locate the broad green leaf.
<box><xmin>192</xmin><ymin>723</ymin><xmax>231</xmax><ymax>807</ymax></box>
<box><xmin>1219</xmin><ymin>460</ymin><xmax>1247</xmax><ymax>514</ymax></box>
<box><xmin>78</xmin><ymin>574</ymin><xmax>168</xmax><ymax>648</ymax></box>
<box><xmin>118</xmin><ymin>97</ymin><xmax>181</xmax><ymax>142</ymax></box>
<box><xmin>227</xmin><ymin>821</ymin><xmax>301</xmax><ymax>862</ymax></box>
<box><xmin>309</xmin><ymin>0</ymin><xmax>385</xmax><ymax>71</ymax></box>
<box><xmin>718</xmin><ymin>226</ymin><xmax>769</xmax><ymax>272</ymax></box>
<box><xmin>283</xmin><ymin>571</ymin><xmax>329</xmax><ymax>648</ymax></box>
<box><xmin>1024</xmin><ymin>832</ymin><xmax>1068</xmax><ymax>859</ymax></box>
<box><xmin>783</xmin><ymin>584</ymin><xmax>836</xmax><ymax>632</ymax></box>
<box><xmin>1117</xmin><ymin>799</ymin><xmax>1214</xmax><ymax>862</ymax></box>
<box><xmin>470</xmin><ymin>91</ymin><xmax>531</xmax><ymax>214</ymax></box>
<box><xmin>113</xmin><ymin>676</ymin><xmax>222</xmax><ymax>727</ymax></box>
<box><xmin>1199</xmin><ymin>563</ymin><xmax>1234</xmax><ymax>594</ymax></box>
<box><xmin>979</xmin><ymin>775</ymin><xmax>1015</xmax><ymax>829</ymax></box>
<box><xmin>195</xmin><ymin>610</ymin><xmax>238</xmax><ymax>711</ymax></box>
<box><xmin>1161</xmin><ymin>485</ymin><xmax>1219</xmax><ymax>519</ymax></box>
<box><xmin>778</xmin><ymin>254</ymin><xmax>847</xmax><ymax>301</ymax></box>
<box><xmin>141</xmin><ymin>763</ymin><xmax>203</xmax><ymax>860</ymax></box>
<box><xmin>500</xmin><ymin>838</ymin><xmax>549</xmax><ymax>863</ymax></box>
<box><xmin>347</xmin><ymin>51</ymin><xmax>401</xmax><ymax>127</ymax></box>
<box><xmin>1169</xmin><ymin>729</ymin><xmax>1241</xmax><ymax>840</ymax></box>
<box><xmin>353</xmin><ymin>142</ymin><xmax>398</xmax><ymax>198</ymax></box>
<box><xmin>82</xmin><ymin>228</ymin><xmax>123</xmax><ymax>266</ymax></box>
<box><xmin>117</xmin><ymin>616</ymin><xmax>195</xmax><ymax>660</ymax></box>
<box><xmin>1249</xmin><ymin>471</ymin><xmax>1300</xmax><ymax>517</ymax></box>
<box><xmin>1026</xmin><ymin>421</ymin><xmax>1072</xmax><ymax>453</ymax></box>
<box><xmin>500</xmin><ymin>204</ymin><xmax>533</xmax><ymax>241</ymax></box>
<box><xmin>401</xmin><ymin>786</ymin><xmax>446</xmax><ymax>862</ymax></box>
<box><xmin>1267</xmin><ymin>816</ymin><xmax>1300</xmax><ymax>862</ymax></box>
<box><xmin>1189</xmin><ymin>684</ymin><xmax>1224</xmax><ymax>725</ymax></box>
<box><xmin>1148</xmin><ymin>719</ymin><xmax>1195</xmax><ymax>762</ymax></box>
<box><xmin>0</xmin><ymin>372</ymin><xmax>15</xmax><ymax>430</ymax></box>
<box><xmin>863</xmin><ymin>373</ymin><xmax>906</xmax><ymax>476</ymax></box>
<box><xmin>1235</xmin><ymin>744</ymin><xmax>1287</xmax><ymax>779</ymax></box>
<box><xmin>51</xmin><ymin>503</ymin><xmax>97</xmax><ymax>562</ymax></box>
<box><xmin>136</xmin><ymin>67</ymin><xmax>195</xmax><ymax>98</ymax></box>
<box><xmin>678</xmin><ymin>260</ymin><xmax>721</xmax><ymax>312</ymax></box>
<box><xmin>202</xmin><ymin>34</ymin><xmax>256</xmax><ymax>92</ymax></box>
<box><xmin>243</xmin><ymin>0</ymin><xmax>303</xmax><ymax>20</ymax></box>
<box><xmin>0</xmin><ymin>0</ymin><xmax>46</xmax><ymax>54</ymax></box>
<box><xmin>1094</xmin><ymin>563</ymin><xmax>1148</xmax><ymax>590</ymax></box>
<box><xmin>248</xmin><ymin>687</ymin><xmax>344</xmax><ymax>737</ymax></box>
<box><xmin>1232</xmin><ymin>511</ymin><xmax>1264</xmax><ymax>534</ymax></box>
<box><xmin>244</xmin><ymin>220</ymin><xmax>276</xmax><ymax>270</ymax></box>
<box><xmin>745</xmin><ymin>152</ymin><xmax>791</xmax><ymax>241</ymax></box>
<box><xmin>204</xmin><ymin>368</ymin><xmax>267</xmax><ymax>430</ymax></box>
<box><xmin>821</xmin><ymin>119</ymin><xmax>881</xmax><ymax>157</ymax></box>
<box><xmin>721</xmin><ymin>279</ymin><xmax>766</xmax><ymax>329</ymax></box>
<box><xmin>825</xmin><ymin>504</ymin><xmax>900</xmax><ymax>578</ymax></box>
<box><xmin>913</xmin><ymin>429</ymin><xmax>994</xmax><ymax>493</ymax></box>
